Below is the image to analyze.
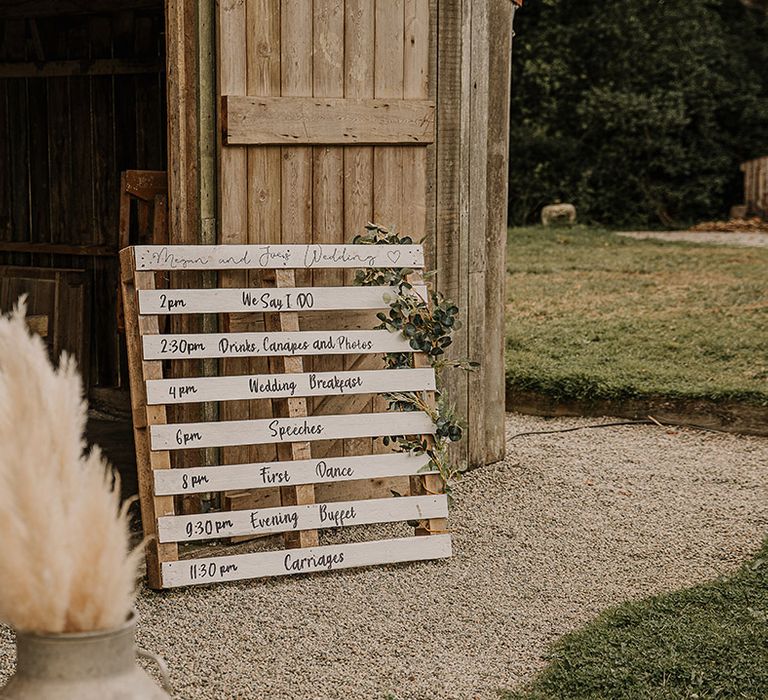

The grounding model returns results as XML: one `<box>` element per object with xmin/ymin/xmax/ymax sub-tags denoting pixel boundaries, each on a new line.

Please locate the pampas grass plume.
<box><xmin>0</xmin><ymin>298</ymin><xmax>140</xmax><ymax>633</ymax></box>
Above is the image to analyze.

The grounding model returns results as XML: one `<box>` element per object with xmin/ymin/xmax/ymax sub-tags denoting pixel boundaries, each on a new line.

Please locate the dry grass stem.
<box><xmin>0</xmin><ymin>298</ymin><xmax>140</xmax><ymax>633</ymax></box>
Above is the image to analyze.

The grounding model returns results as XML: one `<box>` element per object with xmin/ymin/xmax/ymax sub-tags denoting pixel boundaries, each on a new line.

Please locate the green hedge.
<box><xmin>509</xmin><ymin>0</ymin><xmax>768</xmax><ymax>228</ymax></box>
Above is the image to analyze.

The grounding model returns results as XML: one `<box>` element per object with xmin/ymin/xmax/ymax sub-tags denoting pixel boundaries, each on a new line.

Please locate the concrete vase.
<box><xmin>0</xmin><ymin>611</ymin><xmax>170</xmax><ymax>699</ymax></box>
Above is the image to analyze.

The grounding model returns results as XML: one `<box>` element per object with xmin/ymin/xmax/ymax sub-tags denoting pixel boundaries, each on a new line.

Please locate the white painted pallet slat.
<box><xmin>157</xmin><ymin>494</ymin><xmax>447</xmax><ymax>543</ymax></box>
<box><xmin>146</xmin><ymin>367</ymin><xmax>436</xmax><ymax>405</ymax></box>
<box><xmin>142</xmin><ymin>329</ymin><xmax>413</xmax><ymax>360</ymax></box>
<box><xmin>153</xmin><ymin>452</ymin><xmax>435</xmax><ymax>496</ymax></box>
<box><xmin>134</xmin><ymin>244</ymin><xmax>424</xmax><ymax>271</ymax></box>
<box><xmin>138</xmin><ymin>285</ymin><xmax>428</xmax><ymax>315</ymax></box>
<box><xmin>123</xmin><ymin>241</ymin><xmax>450</xmax><ymax>590</ymax></box>
<box><xmin>161</xmin><ymin>534</ymin><xmax>452</xmax><ymax>587</ymax></box>
<box><xmin>150</xmin><ymin>411</ymin><xmax>435</xmax><ymax>451</ymax></box>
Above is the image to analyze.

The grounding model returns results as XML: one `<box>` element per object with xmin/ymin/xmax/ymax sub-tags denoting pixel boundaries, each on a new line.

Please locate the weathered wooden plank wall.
<box><xmin>165</xmin><ymin>0</ymin><xmax>213</xmax><ymax>485</ymax></box>
<box><xmin>430</xmin><ymin>0</ymin><xmax>516</xmax><ymax>466</ymax></box>
<box><xmin>214</xmin><ymin>0</ymin><xmax>434</xmax><ymax>480</ymax></box>
<box><xmin>741</xmin><ymin>156</ymin><xmax>768</xmax><ymax>217</ymax></box>
<box><xmin>0</xmin><ymin>8</ymin><xmax>166</xmax><ymax>388</ymax></box>
<box><xmin>187</xmin><ymin>0</ymin><xmax>516</xmax><ymax>468</ymax></box>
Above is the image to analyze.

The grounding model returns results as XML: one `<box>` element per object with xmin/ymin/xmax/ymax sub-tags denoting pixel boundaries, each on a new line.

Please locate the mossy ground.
<box><xmin>505</xmin><ymin>226</ymin><xmax>768</xmax><ymax>406</ymax></box>
<box><xmin>503</xmin><ymin>539</ymin><xmax>768</xmax><ymax>700</ymax></box>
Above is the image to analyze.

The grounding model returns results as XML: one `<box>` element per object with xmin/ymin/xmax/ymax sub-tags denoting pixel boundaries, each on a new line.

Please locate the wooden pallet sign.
<box><xmin>120</xmin><ymin>243</ymin><xmax>451</xmax><ymax>589</ymax></box>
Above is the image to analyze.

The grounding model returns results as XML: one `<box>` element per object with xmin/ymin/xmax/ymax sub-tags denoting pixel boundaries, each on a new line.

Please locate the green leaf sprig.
<box><xmin>353</xmin><ymin>223</ymin><xmax>478</xmax><ymax>487</ymax></box>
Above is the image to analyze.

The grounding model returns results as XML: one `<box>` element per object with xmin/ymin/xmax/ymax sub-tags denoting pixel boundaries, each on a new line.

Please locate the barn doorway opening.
<box><xmin>0</xmin><ymin>1</ymin><xmax>168</xmax><ymax>493</ymax></box>
<box><xmin>0</xmin><ymin>0</ymin><xmax>166</xmax><ymax>392</ymax></box>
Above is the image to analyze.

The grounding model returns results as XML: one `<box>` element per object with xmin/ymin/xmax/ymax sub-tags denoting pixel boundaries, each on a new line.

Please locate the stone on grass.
<box><xmin>541</xmin><ymin>203</ymin><xmax>576</xmax><ymax>226</ymax></box>
<box><xmin>730</xmin><ymin>204</ymin><xmax>748</xmax><ymax>220</ymax></box>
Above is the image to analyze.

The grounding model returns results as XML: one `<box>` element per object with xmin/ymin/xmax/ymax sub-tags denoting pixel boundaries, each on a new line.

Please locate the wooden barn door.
<box><xmin>215</xmin><ymin>0</ymin><xmax>433</xmax><ymax>498</ymax></box>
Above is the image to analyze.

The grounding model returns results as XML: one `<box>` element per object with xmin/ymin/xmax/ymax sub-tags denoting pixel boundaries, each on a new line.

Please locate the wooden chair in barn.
<box><xmin>117</xmin><ymin>171</ymin><xmax>168</xmax><ymax>334</ymax></box>
<box><xmin>118</xmin><ymin>170</ymin><xmax>168</xmax><ymax>250</ymax></box>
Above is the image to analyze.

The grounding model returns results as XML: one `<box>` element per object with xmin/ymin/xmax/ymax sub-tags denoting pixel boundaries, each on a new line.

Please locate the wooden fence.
<box><xmin>163</xmin><ymin>0</ymin><xmax>516</xmax><ymax>469</ymax></box>
<box><xmin>741</xmin><ymin>156</ymin><xmax>768</xmax><ymax>217</ymax></box>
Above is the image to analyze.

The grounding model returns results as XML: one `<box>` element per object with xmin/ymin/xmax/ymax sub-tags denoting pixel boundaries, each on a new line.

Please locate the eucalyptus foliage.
<box><xmin>509</xmin><ymin>0</ymin><xmax>768</xmax><ymax>227</ymax></box>
<box><xmin>353</xmin><ymin>224</ymin><xmax>476</xmax><ymax>485</ymax></box>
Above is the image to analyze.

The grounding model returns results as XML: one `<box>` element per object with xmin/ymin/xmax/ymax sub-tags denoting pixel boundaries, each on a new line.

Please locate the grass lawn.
<box><xmin>505</xmin><ymin>226</ymin><xmax>768</xmax><ymax>406</ymax></box>
<box><xmin>503</xmin><ymin>539</ymin><xmax>768</xmax><ymax>700</ymax></box>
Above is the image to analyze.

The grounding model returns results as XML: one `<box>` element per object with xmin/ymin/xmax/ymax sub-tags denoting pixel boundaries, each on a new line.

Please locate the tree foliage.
<box><xmin>509</xmin><ymin>0</ymin><xmax>768</xmax><ymax>227</ymax></box>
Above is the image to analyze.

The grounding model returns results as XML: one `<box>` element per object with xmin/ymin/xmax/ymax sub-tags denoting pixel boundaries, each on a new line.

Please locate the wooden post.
<box><xmin>429</xmin><ymin>0</ymin><xmax>516</xmax><ymax>469</ymax></box>
<box><xmin>217</xmin><ymin>0</ymin><xmax>251</xmax><ymax>476</ymax></box>
<box><xmin>407</xmin><ymin>270</ymin><xmax>447</xmax><ymax>537</ymax></box>
<box><xmin>742</xmin><ymin>156</ymin><xmax>768</xmax><ymax>216</ymax></box>
<box><xmin>466</xmin><ymin>0</ymin><xmax>490</xmax><ymax>469</ymax></box>
<box><xmin>245</xmin><ymin>0</ymin><xmax>282</xmax><ymax>473</ymax></box>
<box><xmin>119</xmin><ymin>247</ymin><xmax>178</xmax><ymax>589</ymax></box>
<box><xmin>311</xmin><ymin>0</ymin><xmax>345</xmax><ymax>458</ymax></box>
<box><xmin>432</xmin><ymin>0</ymin><xmax>470</xmax><ymax>470</ymax></box>
<box><xmin>483</xmin><ymin>0</ymin><xmax>517</xmax><ymax>464</ymax></box>
<box><xmin>410</xmin><ymin>351</ymin><xmax>447</xmax><ymax>537</ymax></box>
<box><xmin>342</xmin><ymin>0</ymin><xmax>376</xmax><ymax>462</ymax></box>
<box><xmin>264</xmin><ymin>269</ymin><xmax>319</xmax><ymax>549</ymax></box>
<box><xmin>165</xmin><ymin>0</ymin><xmax>200</xmax><ymax>246</ymax></box>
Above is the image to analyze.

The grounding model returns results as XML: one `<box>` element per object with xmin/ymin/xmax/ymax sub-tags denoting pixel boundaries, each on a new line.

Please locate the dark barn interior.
<box><xmin>0</xmin><ymin>1</ymin><xmax>168</xmax><ymax>494</ymax></box>
<box><xmin>0</xmin><ymin>0</ymin><xmax>166</xmax><ymax>391</ymax></box>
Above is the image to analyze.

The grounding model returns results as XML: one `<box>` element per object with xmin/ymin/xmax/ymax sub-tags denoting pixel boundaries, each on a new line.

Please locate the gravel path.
<box><xmin>1</xmin><ymin>414</ymin><xmax>766</xmax><ymax>699</ymax></box>
<box><xmin>617</xmin><ymin>230</ymin><xmax>768</xmax><ymax>247</ymax></box>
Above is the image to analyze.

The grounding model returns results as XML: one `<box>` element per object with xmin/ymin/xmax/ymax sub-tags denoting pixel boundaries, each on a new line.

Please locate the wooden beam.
<box><xmin>145</xmin><ymin>367</ymin><xmax>436</xmax><ymax>405</ymax></box>
<box><xmin>162</xmin><ymin>534</ymin><xmax>452</xmax><ymax>587</ymax></box>
<box><xmin>222</xmin><ymin>96</ymin><xmax>435</xmax><ymax>145</ymax></box>
<box><xmin>123</xmin><ymin>170</ymin><xmax>167</xmax><ymax>201</ymax></box>
<box><xmin>165</xmin><ymin>0</ymin><xmax>200</xmax><ymax>245</ymax></box>
<box><xmin>483</xmin><ymin>0</ymin><xmax>517</xmax><ymax>464</ymax></box>
<box><xmin>242</xmin><ymin>0</ymin><xmax>283</xmax><ymax>474</ymax></box>
<box><xmin>141</xmin><ymin>329</ymin><xmax>414</xmax><ymax>360</ymax></box>
<box><xmin>467</xmin><ymin>0</ymin><xmax>491</xmax><ymax>468</ymax></box>
<box><xmin>439</xmin><ymin>0</ymin><xmax>472</xmax><ymax>469</ymax></box>
<box><xmin>150</xmin><ymin>411</ymin><xmax>436</xmax><ymax>451</ymax></box>
<box><xmin>264</xmin><ymin>268</ymin><xmax>317</xmax><ymax>550</ymax></box>
<box><xmin>0</xmin><ymin>241</ymin><xmax>115</xmax><ymax>256</ymax></box>
<box><xmin>217</xmin><ymin>0</ymin><xmax>251</xmax><ymax>473</ymax></box>
<box><xmin>157</xmin><ymin>494</ymin><xmax>448</xmax><ymax>542</ymax></box>
<box><xmin>197</xmin><ymin>0</ymin><xmax>217</xmax><ymax>246</ymax></box>
<box><xmin>137</xmin><ymin>285</ymin><xmax>428</xmax><ymax>314</ymax></box>
<box><xmin>0</xmin><ymin>59</ymin><xmax>161</xmax><ymax>79</ymax></box>
<box><xmin>166</xmin><ymin>0</ymin><xmax>211</xmax><ymax>486</ymax></box>
<box><xmin>154</xmin><ymin>452</ymin><xmax>434</xmax><ymax>495</ymax></box>
<box><xmin>342</xmin><ymin>0</ymin><xmax>377</xmax><ymax>460</ymax></box>
<box><xmin>119</xmin><ymin>248</ymin><xmax>178</xmax><ymax>589</ymax></box>
<box><xmin>310</xmin><ymin>0</ymin><xmax>346</xmax><ymax>442</ymax></box>
<box><xmin>0</xmin><ymin>0</ymin><xmax>162</xmax><ymax>18</ymax></box>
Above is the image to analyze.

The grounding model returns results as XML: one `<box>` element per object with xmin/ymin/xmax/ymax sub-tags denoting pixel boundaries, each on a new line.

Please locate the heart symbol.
<box><xmin>386</xmin><ymin>250</ymin><xmax>402</xmax><ymax>265</ymax></box>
